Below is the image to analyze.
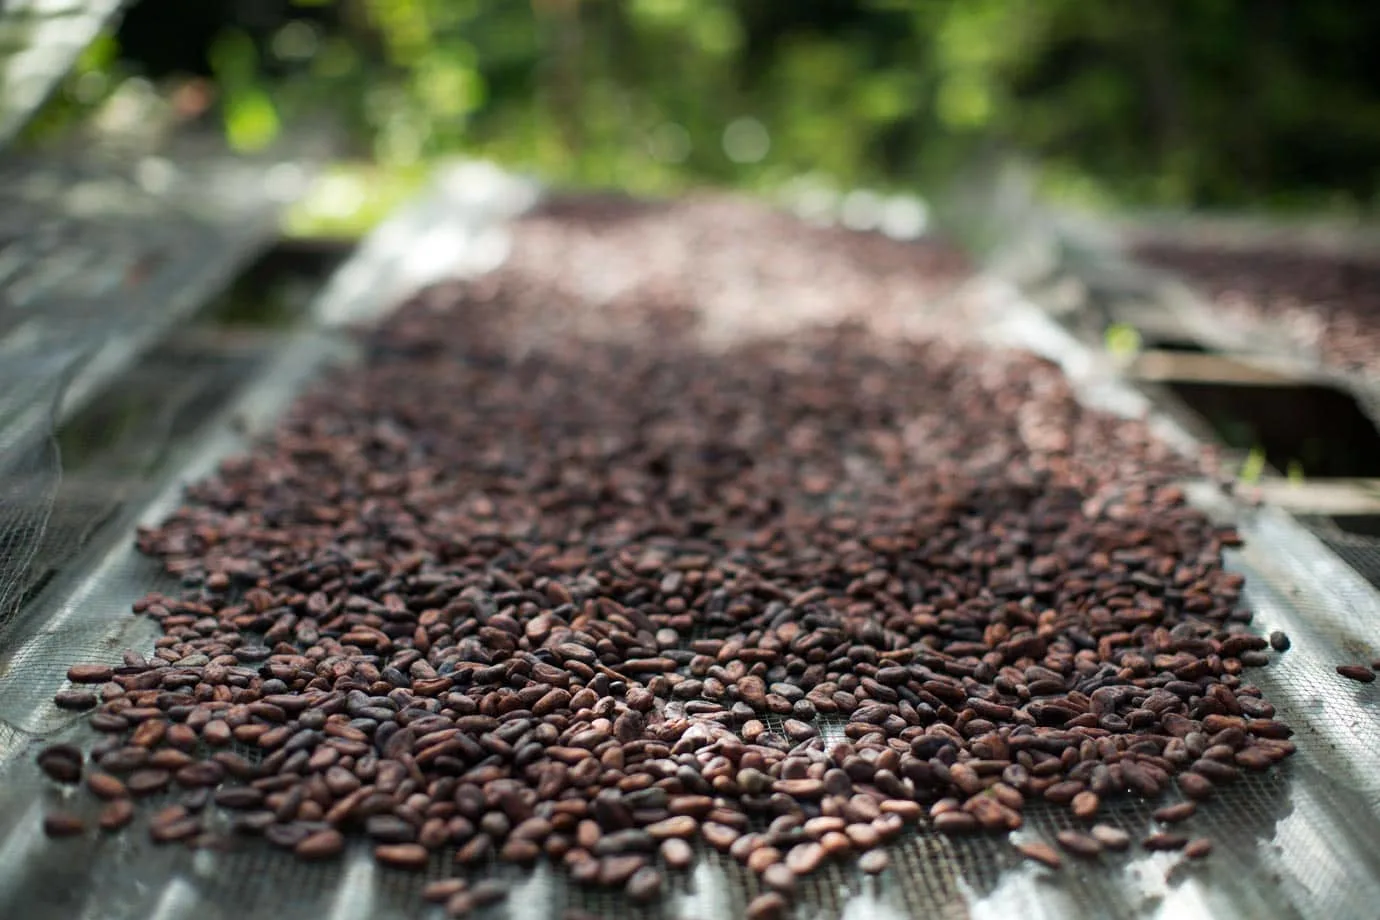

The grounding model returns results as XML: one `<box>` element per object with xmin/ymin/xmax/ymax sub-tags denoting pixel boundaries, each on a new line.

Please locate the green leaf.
<box><xmin>76</xmin><ymin>32</ymin><xmax>119</xmax><ymax>73</ymax></box>
<box><xmin>209</xmin><ymin>29</ymin><xmax>259</xmax><ymax>89</ymax></box>
<box><xmin>1239</xmin><ymin>447</ymin><xmax>1267</xmax><ymax>485</ymax></box>
<box><xmin>224</xmin><ymin>89</ymin><xmax>281</xmax><ymax>153</ymax></box>
<box><xmin>1104</xmin><ymin>323</ymin><xmax>1142</xmax><ymax>359</ymax></box>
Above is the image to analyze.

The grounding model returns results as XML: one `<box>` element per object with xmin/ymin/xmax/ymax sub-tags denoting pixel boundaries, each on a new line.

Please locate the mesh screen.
<box><xmin>0</xmin><ymin>348</ymin><xmax>68</xmax><ymax>625</ymax></box>
<box><xmin>0</xmin><ymin>135</ymin><xmax>307</xmax><ymax>633</ymax></box>
<box><xmin>0</xmin><ymin>0</ymin><xmax>124</xmax><ymax>146</ymax></box>
<box><xmin>2</xmin><ymin>170</ymin><xmax>1380</xmax><ymax>920</ymax></box>
<box><xmin>1290</xmin><ymin>517</ymin><xmax>1380</xmax><ymax>594</ymax></box>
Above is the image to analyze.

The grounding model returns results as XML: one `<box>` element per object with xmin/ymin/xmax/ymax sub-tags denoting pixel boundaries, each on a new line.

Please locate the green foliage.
<box><xmin>283</xmin><ymin>162</ymin><xmax>428</xmax><ymax>238</ymax></box>
<box><xmin>222</xmin><ymin>88</ymin><xmax>282</xmax><ymax>153</ymax></box>
<box><xmin>1240</xmin><ymin>446</ymin><xmax>1267</xmax><ymax>485</ymax></box>
<box><xmin>1104</xmin><ymin>324</ymin><xmax>1142</xmax><ymax>360</ymax></box>
<box><xmin>19</xmin><ymin>32</ymin><xmax>126</xmax><ymax>143</ymax></box>
<box><xmin>209</xmin><ymin>29</ymin><xmax>283</xmax><ymax>152</ymax></box>
<box><xmin>37</xmin><ymin>1</ymin><xmax>1380</xmax><ymax>234</ymax></box>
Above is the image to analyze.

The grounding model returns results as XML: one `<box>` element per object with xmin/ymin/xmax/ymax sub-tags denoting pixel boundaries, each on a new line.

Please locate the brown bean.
<box><xmin>747</xmin><ymin>846</ymin><xmax>780</xmax><ymax>874</ymax></box>
<box><xmin>454</xmin><ymin>833</ymin><xmax>492</xmax><ymax>865</ymax></box>
<box><xmin>444</xmin><ymin>892</ymin><xmax>474</xmax><ymax>918</ymax></box>
<box><xmin>1153</xmin><ymin>801</ymin><xmax>1196</xmax><ymax>823</ymax></box>
<box><xmin>1234</xmin><ymin>747</ymin><xmax>1273</xmax><ymax>771</ymax></box>
<box><xmin>43</xmin><ymin>812</ymin><xmax>85</xmax><ymax>837</ymax></box>
<box><xmin>216</xmin><ymin>787</ymin><xmax>265</xmax><ymax>809</ymax></box>
<box><xmin>729</xmin><ymin>834</ymin><xmax>761</xmax><ymax>863</ymax></box>
<box><xmin>175</xmin><ymin>762</ymin><xmax>224</xmax><ymax>788</ymax></box>
<box><xmin>149</xmin><ymin>807</ymin><xmax>200</xmax><ymax>843</ymax></box>
<box><xmin>774</xmin><ymin>778</ymin><xmax>824</xmax><ymax>798</ymax></box>
<box><xmin>148</xmin><ymin>750</ymin><xmax>193</xmax><ymax>770</ymax></box>
<box><xmin>67</xmin><ymin>664</ymin><xmax>113</xmax><ymax>683</ymax></box>
<box><xmin>1055</xmin><ymin>830</ymin><xmax>1102</xmax><ymax>858</ymax></box>
<box><xmin>54</xmin><ymin>689</ymin><xmax>98</xmax><ymax>710</ymax></box>
<box><xmin>966</xmin><ymin>795</ymin><xmax>1020</xmax><ymax>831</ymax></box>
<box><xmin>470</xmin><ymin>880</ymin><xmax>507</xmax><ymax>906</ymax></box>
<box><xmin>1070</xmin><ymin>790</ymin><xmax>1099</xmax><ymax>820</ymax></box>
<box><xmin>859</xmin><ymin>849</ymin><xmax>890</xmax><ymax>874</ymax></box>
<box><xmin>647</xmin><ymin>815</ymin><xmax>697</xmax><ymax>839</ymax></box>
<box><xmin>805</xmin><ymin>816</ymin><xmax>844</xmax><ymax>838</ymax></box>
<box><xmin>880</xmin><ymin>799</ymin><xmax>922</xmax><ymax>822</ymax></box>
<box><xmin>98</xmin><ymin>799</ymin><xmax>135</xmax><ymax>831</ymax></box>
<box><xmin>501</xmin><ymin>838</ymin><xmax>541</xmax><ymax>864</ymax></box>
<box><xmin>873</xmin><ymin>813</ymin><xmax>904</xmax><ymax>840</ymax></box>
<box><xmin>203</xmin><ymin>720</ymin><xmax>232</xmax><ymax>746</ymax></box>
<box><xmin>375</xmin><ymin>843</ymin><xmax>430</xmax><ymax>869</ymax></box>
<box><xmin>819</xmin><ymin>831</ymin><xmax>851</xmax><ymax>858</ymax></box>
<box><xmin>661</xmin><ymin>837</ymin><xmax>693</xmax><ymax>869</ymax></box>
<box><xmin>701</xmin><ymin>822</ymin><xmax>739</xmax><ymax>851</ymax></box>
<box><xmin>1017</xmin><ymin>841</ymin><xmax>1062</xmax><ymax>869</ymax></box>
<box><xmin>1043</xmin><ymin>780</ymin><xmax>1084</xmax><ymax>804</ymax></box>
<box><xmin>845</xmin><ymin>822</ymin><xmax>881</xmax><ymax>850</ymax></box>
<box><xmin>746</xmin><ymin>893</ymin><xmax>788</xmax><ymax>920</ymax></box>
<box><xmin>1089</xmin><ymin>825</ymin><xmax>1130</xmax><ymax>851</ymax></box>
<box><xmin>785</xmin><ymin>841</ymin><xmax>824</xmax><ymax>875</ymax></box>
<box><xmin>599</xmin><ymin>854</ymin><xmax>646</xmax><ymax>886</ymax></box>
<box><xmin>86</xmin><ymin>773</ymin><xmax>128</xmax><ymax>800</ymax></box>
<box><xmin>934</xmin><ymin>811</ymin><xmax>979</xmax><ymax>835</ymax></box>
<box><xmin>1177</xmin><ymin>772</ymin><xmax>1215</xmax><ymax>800</ymax></box>
<box><xmin>423</xmin><ymin>879</ymin><xmax>468</xmax><ymax>903</ymax></box>
<box><xmin>1120</xmin><ymin>762</ymin><xmax>1161</xmax><ymax>797</ymax></box>
<box><xmin>130</xmin><ymin>720</ymin><xmax>166</xmax><ymax>749</ymax></box>
<box><xmin>1184</xmin><ymin>837</ymin><xmax>1213</xmax><ymax>859</ymax></box>
<box><xmin>37</xmin><ymin>745</ymin><xmax>83</xmax><ymax>783</ymax></box>
<box><xmin>126</xmin><ymin>769</ymin><xmax>171</xmax><ymax>796</ymax></box>
<box><xmin>1143</xmin><ymin>832</ymin><xmax>1188</xmax><ymax>851</ymax></box>
<box><xmin>97</xmin><ymin>747</ymin><xmax>146</xmax><ymax>774</ymax></box>
<box><xmin>1337</xmin><ymin>665</ymin><xmax>1375</xmax><ymax>683</ymax></box>
<box><xmin>762</xmin><ymin>862</ymin><xmax>795</xmax><ymax>893</ymax></box>
<box><xmin>296</xmin><ymin>829</ymin><xmax>346</xmax><ymax>860</ymax></box>
<box><xmin>626</xmin><ymin>867</ymin><xmax>662</xmax><ymax>902</ymax></box>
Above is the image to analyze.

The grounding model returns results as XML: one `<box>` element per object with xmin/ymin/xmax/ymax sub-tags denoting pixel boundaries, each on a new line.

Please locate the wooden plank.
<box><xmin>1251</xmin><ymin>479</ymin><xmax>1380</xmax><ymax>516</ymax></box>
<box><xmin>1129</xmin><ymin>350</ymin><xmax>1310</xmax><ymax>386</ymax></box>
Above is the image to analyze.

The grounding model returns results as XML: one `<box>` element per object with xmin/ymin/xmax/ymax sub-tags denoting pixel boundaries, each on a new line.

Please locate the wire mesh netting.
<box><xmin>0</xmin><ymin>0</ymin><xmax>124</xmax><ymax>147</ymax></box>
<box><xmin>0</xmin><ymin>348</ymin><xmax>70</xmax><ymax>628</ymax></box>
<box><xmin>0</xmin><ymin>121</ymin><xmax>321</xmax><ymax>640</ymax></box>
<box><xmin>1</xmin><ymin>167</ymin><xmax>1380</xmax><ymax>920</ymax></box>
<box><xmin>1287</xmin><ymin>515</ymin><xmax>1380</xmax><ymax>595</ymax></box>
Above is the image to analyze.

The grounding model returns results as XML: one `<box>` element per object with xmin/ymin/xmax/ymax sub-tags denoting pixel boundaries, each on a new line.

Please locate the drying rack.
<box><xmin>0</xmin><ymin>162</ymin><xmax>1379</xmax><ymax>920</ymax></box>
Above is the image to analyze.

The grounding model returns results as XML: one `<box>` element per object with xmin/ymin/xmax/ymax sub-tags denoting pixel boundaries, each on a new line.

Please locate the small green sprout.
<box><xmin>1105</xmin><ymin>323</ymin><xmax>1142</xmax><ymax>360</ymax></box>
<box><xmin>1239</xmin><ymin>446</ymin><xmax>1267</xmax><ymax>484</ymax></box>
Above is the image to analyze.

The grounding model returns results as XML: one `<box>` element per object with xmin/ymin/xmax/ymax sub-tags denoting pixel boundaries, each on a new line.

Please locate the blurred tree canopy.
<box><xmin>35</xmin><ymin>0</ymin><xmax>1380</xmax><ymax>224</ymax></box>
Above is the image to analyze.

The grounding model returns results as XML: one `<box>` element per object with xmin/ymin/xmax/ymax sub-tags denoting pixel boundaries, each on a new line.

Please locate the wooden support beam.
<box><xmin>1129</xmin><ymin>350</ymin><xmax>1309</xmax><ymax>386</ymax></box>
<box><xmin>1250</xmin><ymin>479</ymin><xmax>1380</xmax><ymax>516</ymax></box>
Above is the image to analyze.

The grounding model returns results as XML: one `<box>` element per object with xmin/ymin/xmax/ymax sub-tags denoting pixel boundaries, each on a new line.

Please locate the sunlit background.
<box><xmin>19</xmin><ymin>0</ymin><xmax>1380</xmax><ymax>237</ymax></box>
